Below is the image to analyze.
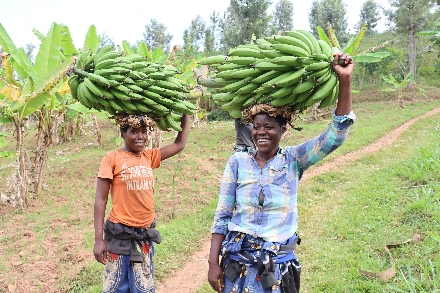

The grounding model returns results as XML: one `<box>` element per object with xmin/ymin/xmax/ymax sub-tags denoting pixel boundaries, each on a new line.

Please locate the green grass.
<box><xmin>0</xmin><ymin>91</ymin><xmax>439</xmax><ymax>292</ymax></box>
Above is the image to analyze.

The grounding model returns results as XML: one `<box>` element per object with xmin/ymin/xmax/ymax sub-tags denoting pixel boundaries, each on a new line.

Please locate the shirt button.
<box><xmin>258</xmin><ymin>221</ymin><xmax>262</xmax><ymax>225</ymax></box>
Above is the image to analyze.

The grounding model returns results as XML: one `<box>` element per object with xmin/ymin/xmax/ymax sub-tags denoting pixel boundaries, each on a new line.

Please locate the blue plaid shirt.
<box><xmin>211</xmin><ymin>112</ymin><xmax>355</xmax><ymax>242</ymax></box>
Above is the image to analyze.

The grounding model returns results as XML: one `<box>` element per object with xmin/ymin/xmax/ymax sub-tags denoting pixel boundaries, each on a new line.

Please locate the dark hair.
<box><xmin>253</xmin><ymin>112</ymin><xmax>287</xmax><ymax>127</ymax></box>
<box><xmin>275</xmin><ymin>115</ymin><xmax>287</xmax><ymax>127</ymax></box>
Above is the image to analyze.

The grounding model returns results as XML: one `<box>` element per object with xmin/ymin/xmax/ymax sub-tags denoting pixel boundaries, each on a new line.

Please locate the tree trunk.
<box><xmin>91</xmin><ymin>114</ymin><xmax>102</xmax><ymax>145</ymax></box>
<box><xmin>15</xmin><ymin>116</ymin><xmax>28</xmax><ymax>209</ymax></box>
<box><xmin>409</xmin><ymin>24</ymin><xmax>416</xmax><ymax>86</ymax></box>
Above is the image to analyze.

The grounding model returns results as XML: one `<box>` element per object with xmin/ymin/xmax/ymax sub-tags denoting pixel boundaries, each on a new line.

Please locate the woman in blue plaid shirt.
<box><xmin>208</xmin><ymin>52</ymin><xmax>356</xmax><ymax>293</ymax></box>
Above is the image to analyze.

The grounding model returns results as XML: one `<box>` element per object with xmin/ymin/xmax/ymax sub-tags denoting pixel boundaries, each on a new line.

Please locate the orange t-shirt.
<box><xmin>97</xmin><ymin>148</ymin><xmax>161</xmax><ymax>228</ymax></box>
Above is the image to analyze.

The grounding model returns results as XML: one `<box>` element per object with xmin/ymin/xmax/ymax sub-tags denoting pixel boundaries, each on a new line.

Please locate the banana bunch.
<box><xmin>199</xmin><ymin>30</ymin><xmax>342</xmax><ymax>118</ymax></box>
<box><xmin>67</xmin><ymin>45</ymin><xmax>197</xmax><ymax>131</ymax></box>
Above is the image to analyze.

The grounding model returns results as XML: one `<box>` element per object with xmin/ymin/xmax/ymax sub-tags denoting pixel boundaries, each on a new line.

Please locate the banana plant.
<box><xmin>317</xmin><ymin>24</ymin><xmax>390</xmax><ymax>63</ymax></box>
<box><xmin>0</xmin><ymin>22</ymin><xmax>76</xmax><ymax>208</ymax></box>
<box><xmin>381</xmin><ymin>72</ymin><xmax>426</xmax><ymax>108</ymax></box>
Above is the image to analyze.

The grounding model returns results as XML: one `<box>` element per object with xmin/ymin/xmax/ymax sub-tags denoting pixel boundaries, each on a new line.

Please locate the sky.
<box><xmin>0</xmin><ymin>0</ymin><xmax>391</xmax><ymax>49</ymax></box>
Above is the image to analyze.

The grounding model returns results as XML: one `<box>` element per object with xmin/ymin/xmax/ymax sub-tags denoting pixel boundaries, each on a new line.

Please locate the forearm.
<box><xmin>208</xmin><ymin>233</ymin><xmax>226</xmax><ymax>265</ymax></box>
<box><xmin>173</xmin><ymin>114</ymin><xmax>190</xmax><ymax>149</ymax></box>
<box><xmin>335</xmin><ymin>76</ymin><xmax>352</xmax><ymax>116</ymax></box>
<box><xmin>94</xmin><ymin>197</ymin><xmax>107</xmax><ymax>241</ymax></box>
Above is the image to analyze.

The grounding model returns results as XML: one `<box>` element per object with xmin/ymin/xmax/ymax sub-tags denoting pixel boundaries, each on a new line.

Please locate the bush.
<box><xmin>207</xmin><ymin>108</ymin><xmax>233</xmax><ymax>121</ymax></box>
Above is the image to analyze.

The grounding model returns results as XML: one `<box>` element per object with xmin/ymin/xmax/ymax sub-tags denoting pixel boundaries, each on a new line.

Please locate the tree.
<box><xmin>220</xmin><ymin>0</ymin><xmax>273</xmax><ymax>52</ymax></box>
<box><xmin>272</xmin><ymin>0</ymin><xmax>294</xmax><ymax>33</ymax></box>
<box><xmin>357</xmin><ymin>0</ymin><xmax>381</xmax><ymax>32</ymax></box>
<box><xmin>384</xmin><ymin>0</ymin><xmax>438</xmax><ymax>81</ymax></box>
<box><xmin>142</xmin><ymin>19</ymin><xmax>173</xmax><ymax>53</ymax></box>
<box><xmin>308</xmin><ymin>0</ymin><xmax>349</xmax><ymax>44</ymax></box>
<box><xmin>204</xmin><ymin>11</ymin><xmax>221</xmax><ymax>56</ymax></box>
<box><xmin>183</xmin><ymin>15</ymin><xmax>207</xmax><ymax>56</ymax></box>
<box><xmin>24</xmin><ymin>43</ymin><xmax>35</xmax><ymax>63</ymax></box>
<box><xmin>99</xmin><ymin>31</ymin><xmax>115</xmax><ymax>50</ymax></box>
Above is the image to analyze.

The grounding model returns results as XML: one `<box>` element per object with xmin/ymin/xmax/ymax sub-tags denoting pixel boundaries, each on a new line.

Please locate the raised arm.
<box><xmin>333</xmin><ymin>52</ymin><xmax>354</xmax><ymax>116</ymax></box>
<box><xmin>93</xmin><ymin>177</ymin><xmax>110</xmax><ymax>264</ymax></box>
<box><xmin>159</xmin><ymin>114</ymin><xmax>190</xmax><ymax>161</ymax></box>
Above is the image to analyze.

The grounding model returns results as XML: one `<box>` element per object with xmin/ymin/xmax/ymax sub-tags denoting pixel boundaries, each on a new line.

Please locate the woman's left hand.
<box><xmin>332</xmin><ymin>52</ymin><xmax>354</xmax><ymax>80</ymax></box>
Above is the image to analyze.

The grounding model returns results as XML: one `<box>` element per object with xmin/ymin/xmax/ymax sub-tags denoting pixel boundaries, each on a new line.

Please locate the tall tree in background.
<box><xmin>183</xmin><ymin>15</ymin><xmax>207</xmax><ymax>56</ymax></box>
<box><xmin>24</xmin><ymin>43</ymin><xmax>35</xmax><ymax>63</ymax></box>
<box><xmin>385</xmin><ymin>0</ymin><xmax>438</xmax><ymax>81</ymax></box>
<box><xmin>309</xmin><ymin>0</ymin><xmax>349</xmax><ymax>44</ymax></box>
<box><xmin>99</xmin><ymin>31</ymin><xmax>115</xmax><ymax>50</ymax></box>
<box><xmin>220</xmin><ymin>0</ymin><xmax>272</xmax><ymax>52</ymax></box>
<box><xmin>357</xmin><ymin>0</ymin><xmax>381</xmax><ymax>32</ymax></box>
<box><xmin>143</xmin><ymin>19</ymin><xmax>173</xmax><ymax>52</ymax></box>
<box><xmin>272</xmin><ymin>0</ymin><xmax>294</xmax><ymax>33</ymax></box>
<box><xmin>204</xmin><ymin>11</ymin><xmax>221</xmax><ymax>56</ymax></box>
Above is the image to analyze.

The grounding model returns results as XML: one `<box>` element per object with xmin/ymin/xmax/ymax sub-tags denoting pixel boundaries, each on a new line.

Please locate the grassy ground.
<box><xmin>0</xmin><ymin>89</ymin><xmax>439</xmax><ymax>292</ymax></box>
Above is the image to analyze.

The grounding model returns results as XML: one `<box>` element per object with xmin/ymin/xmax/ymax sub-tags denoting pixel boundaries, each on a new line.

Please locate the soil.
<box><xmin>155</xmin><ymin>106</ymin><xmax>440</xmax><ymax>293</ymax></box>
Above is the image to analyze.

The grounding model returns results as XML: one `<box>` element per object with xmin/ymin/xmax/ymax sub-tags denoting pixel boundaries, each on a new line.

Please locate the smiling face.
<box><xmin>121</xmin><ymin>126</ymin><xmax>148</xmax><ymax>154</ymax></box>
<box><xmin>252</xmin><ymin>113</ymin><xmax>286</xmax><ymax>157</ymax></box>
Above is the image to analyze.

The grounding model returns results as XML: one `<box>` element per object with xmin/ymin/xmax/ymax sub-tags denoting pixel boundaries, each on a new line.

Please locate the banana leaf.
<box><xmin>0</xmin><ymin>23</ymin><xmax>18</xmax><ymax>53</ymax></box>
<box><xmin>32</xmin><ymin>28</ymin><xmax>46</xmax><ymax>42</ymax></box>
<box><xmin>327</xmin><ymin>25</ymin><xmax>340</xmax><ymax>49</ymax></box>
<box><xmin>343</xmin><ymin>24</ymin><xmax>367</xmax><ymax>56</ymax></box>
<box><xmin>353</xmin><ymin>52</ymin><xmax>390</xmax><ymax>63</ymax></box>
<box><xmin>34</xmin><ymin>22</ymin><xmax>63</xmax><ymax>85</ymax></box>
<box><xmin>83</xmin><ymin>25</ymin><xmax>100</xmax><ymax>54</ymax></box>
<box><xmin>16</xmin><ymin>48</ymin><xmax>37</xmax><ymax>82</ymax></box>
<box><xmin>21</xmin><ymin>92</ymin><xmax>50</xmax><ymax>118</ymax></box>
<box><xmin>151</xmin><ymin>48</ymin><xmax>163</xmax><ymax>63</ymax></box>
<box><xmin>60</xmin><ymin>25</ymin><xmax>78</xmax><ymax>57</ymax></box>
<box><xmin>122</xmin><ymin>40</ymin><xmax>135</xmax><ymax>55</ymax></box>
<box><xmin>0</xmin><ymin>55</ymin><xmax>19</xmax><ymax>87</ymax></box>
<box><xmin>137</xmin><ymin>41</ymin><xmax>152</xmax><ymax>60</ymax></box>
<box><xmin>31</xmin><ymin>56</ymin><xmax>75</xmax><ymax>98</ymax></box>
<box><xmin>317</xmin><ymin>26</ymin><xmax>331</xmax><ymax>46</ymax></box>
<box><xmin>0</xmin><ymin>116</ymin><xmax>12</xmax><ymax>124</ymax></box>
<box><xmin>8</xmin><ymin>51</ymin><xmax>28</xmax><ymax>80</ymax></box>
<box><xmin>68</xmin><ymin>102</ymin><xmax>99</xmax><ymax>114</ymax></box>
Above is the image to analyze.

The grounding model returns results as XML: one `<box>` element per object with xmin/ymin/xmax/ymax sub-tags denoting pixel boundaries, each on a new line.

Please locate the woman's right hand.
<box><xmin>93</xmin><ymin>239</ymin><xmax>107</xmax><ymax>265</ymax></box>
<box><xmin>208</xmin><ymin>263</ymin><xmax>224</xmax><ymax>293</ymax></box>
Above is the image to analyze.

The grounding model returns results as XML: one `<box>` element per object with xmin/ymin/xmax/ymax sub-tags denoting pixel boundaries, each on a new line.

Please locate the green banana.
<box><xmin>309</xmin><ymin>73</ymin><xmax>337</xmax><ymax>103</ymax></box>
<box><xmin>95</xmin><ymin>59</ymin><xmax>117</xmax><ymax>71</ymax></box>
<box><xmin>284</xmin><ymin>31</ymin><xmax>314</xmax><ymax>52</ymax></box>
<box><xmin>110</xmin><ymin>88</ymin><xmax>131</xmax><ymax>101</ymax></box>
<box><xmin>305</xmin><ymin>61</ymin><xmax>330</xmax><ymax>71</ymax></box>
<box><xmin>295</xmin><ymin>30</ymin><xmax>321</xmax><ymax>54</ymax></box>
<box><xmin>273</xmin><ymin>35</ymin><xmax>311</xmax><ymax>55</ymax></box>
<box><xmin>273</xmin><ymin>68</ymin><xmax>306</xmax><ymax>88</ymax></box>
<box><xmin>252</xmin><ymin>70</ymin><xmax>284</xmax><ymax>84</ymax></box>
<box><xmin>83</xmin><ymin>77</ymin><xmax>103</xmax><ymax>97</ymax></box>
<box><xmin>229</xmin><ymin>48</ymin><xmax>265</xmax><ymax>59</ymax></box>
<box><xmin>292</xmin><ymin>79</ymin><xmax>315</xmax><ymax>94</ymax></box>
<box><xmin>307</xmin><ymin>67</ymin><xmax>330</xmax><ymax>80</ymax></box>
<box><xmin>271</xmin><ymin>44</ymin><xmax>309</xmax><ymax>57</ymax></box>
<box><xmin>76</xmin><ymin>82</ymin><xmax>93</xmax><ymax>108</ymax></box>
<box><xmin>315</xmin><ymin>69</ymin><xmax>332</xmax><ymax>85</ymax></box>
<box><xmin>268</xmin><ymin>85</ymin><xmax>295</xmax><ymax>100</ymax></box>
<box><xmin>95</xmin><ymin>51</ymin><xmax>120</xmax><ymax>65</ymax></box>
<box><xmin>227</xmin><ymin>56</ymin><xmax>258</xmax><ymax>65</ymax></box>
<box><xmin>68</xmin><ymin>75</ymin><xmax>80</xmax><ymax>100</ymax></box>
<box><xmin>271</xmin><ymin>56</ymin><xmax>303</xmax><ymax>67</ymax></box>
<box><xmin>199</xmin><ymin>55</ymin><xmax>228</xmax><ymax>65</ymax></box>
<box><xmin>219</xmin><ymin>77</ymin><xmax>253</xmax><ymax>93</ymax></box>
<box><xmin>262</xmin><ymin>72</ymin><xmax>294</xmax><ymax>88</ymax></box>
<box><xmin>253</xmin><ymin>62</ymin><xmax>292</xmax><ymax>71</ymax></box>
<box><xmin>318</xmin><ymin>81</ymin><xmax>338</xmax><ymax>109</ymax></box>
<box><xmin>165</xmin><ymin>113</ymin><xmax>182</xmax><ymax>131</ymax></box>
<box><xmin>87</xmin><ymin>73</ymin><xmax>111</xmax><ymax>86</ymax></box>
<box><xmin>259</xmin><ymin>50</ymin><xmax>287</xmax><ymax>59</ymax></box>
<box><xmin>216</xmin><ymin>63</ymin><xmax>248</xmax><ymax>72</ymax></box>
<box><xmin>155</xmin><ymin>118</ymin><xmax>169</xmax><ymax>131</ymax></box>
<box><xmin>226</xmin><ymin>68</ymin><xmax>263</xmax><ymax>79</ymax></box>
<box><xmin>269</xmin><ymin>91</ymin><xmax>298</xmax><ymax>107</ymax></box>
<box><xmin>236</xmin><ymin>82</ymin><xmax>261</xmax><ymax>95</ymax></box>
<box><xmin>229</xmin><ymin>109</ymin><xmax>243</xmax><ymax>118</ymax></box>
<box><xmin>317</xmin><ymin>40</ymin><xmax>332</xmax><ymax>58</ymax></box>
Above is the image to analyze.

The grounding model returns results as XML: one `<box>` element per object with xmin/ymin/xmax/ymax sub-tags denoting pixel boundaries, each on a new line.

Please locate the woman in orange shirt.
<box><xmin>93</xmin><ymin>113</ymin><xmax>190</xmax><ymax>293</ymax></box>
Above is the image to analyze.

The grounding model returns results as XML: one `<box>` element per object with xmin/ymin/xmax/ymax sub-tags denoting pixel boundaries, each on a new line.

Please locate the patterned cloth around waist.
<box><xmin>221</xmin><ymin>231</ymin><xmax>301</xmax><ymax>293</ymax></box>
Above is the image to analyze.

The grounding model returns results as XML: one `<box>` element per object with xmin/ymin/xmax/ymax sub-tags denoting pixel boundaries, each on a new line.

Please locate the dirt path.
<box><xmin>155</xmin><ymin>107</ymin><xmax>440</xmax><ymax>293</ymax></box>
